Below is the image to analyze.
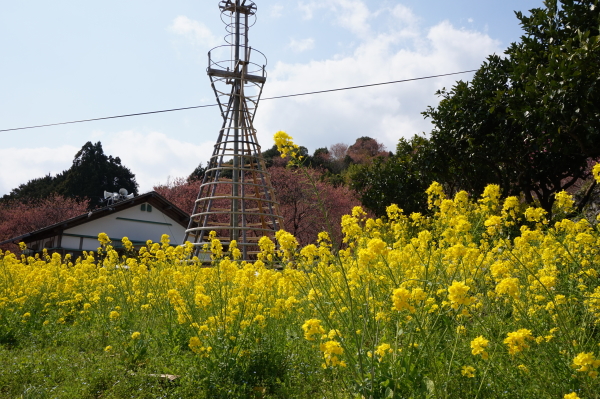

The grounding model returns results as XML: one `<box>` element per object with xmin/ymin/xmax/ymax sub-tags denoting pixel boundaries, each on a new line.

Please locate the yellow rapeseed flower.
<box><xmin>461</xmin><ymin>365</ymin><xmax>475</xmax><ymax>378</ymax></box>
<box><xmin>273</xmin><ymin>131</ymin><xmax>300</xmax><ymax>159</ymax></box>
<box><xmin>504</xmin><ymin>329</ymin><xmax>534</xmax><ymax>355</ymax></box>
<box><xmin>375</xmin><ymin>343</ymin><xmax>392</xmax><ymax>357</ymax></box>
<box><xmin>524</xmin><ymin>207</ymin><xmax>547</xmax><ymax>223</ymax></box>
<box><xmin>447</xmin><ymin>281</ymin><xmax>475</xmax><ymax>310</ymax></box>
<box><xmin>573</xmin><ymin>352</ymin><xmax>600</xmax><ymax>378</ymax></box>
<box><xmin>554</xmin><ymin>191</ymin><xmax>574</xmax><ymax>214</ymax></box>
<box><xmin>320</xmin><ymin>340</ymin><xmax>346</xmax><ymax>368</ymax></box>
<box><xmin>593</xmin><ymin>163</ymin><xmax>600</xmax><ymax>183</ymax></box>
<box><xmin>471</xmin><ymin>336</ymin><xmax>489</xmax><ymax>360</ymax></box>
<box><xmin>302</xmin><ymin>319</ymin><xmax>325</xmax><ymax>341</ymax></box>
<box><xmin>425</xmin><ymin>182</ymin><xmax>445</xmax><ymax>209</ymax></box>
<box><xmin>392</xmin><ymin>287</ymin><xmax>415</xmax><ymax>313</ymax></box>
<box><xmin>98</xmin><ymin>232</ymin><xmax>111</xmax><ymax>246</ymax></box>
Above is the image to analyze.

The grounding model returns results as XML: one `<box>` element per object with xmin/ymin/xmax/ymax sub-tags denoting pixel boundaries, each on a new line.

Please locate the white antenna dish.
<box><xmin>119</xmin><ymin>188</ymin><xmax>128</xmax><ymax>196</ymax></box>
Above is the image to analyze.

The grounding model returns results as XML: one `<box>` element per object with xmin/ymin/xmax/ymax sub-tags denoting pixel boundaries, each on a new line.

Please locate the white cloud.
<box><xmin>298</xmin><ymin>0</ymin><xmax>371</xmax><ymax>36</ymax></box>
<box><xmin>0</xmin><ymin>2</ymin><xmax>502</xmax><ymax>197</ymax></box>
<box><xmin>298</xmin><ymin>1</ymin><xmax>320</xmax><ymax>20</ymax></box>
<box><xmin>332</xmin><ymin>0</ymin><xmax>371</xmax><ymax>37</ymax></box>
<box><xmin>99</xmin><ymin>131</ymin><xmax>213</xmax><ymax>193</ymax></box>
<box><xmin>0</xmin><ymin>132</ymin><xmax>214</xmax><ymax>197</ymax></box>
<box><xmin>288</xmin><ymin>37</ymin><xmax>315</xmax><ymax>52</ymax></box>
<box><xmin>169</xmin><ymin>16</ymin><xmax>220</xmax><ymax>48</ymax></box>
<box><xmin>270</xmin><ymin>4</ymin><xmax>284</xmax><ymax>18</ymax></box>
<box><xmin>254</xmin><ymin>3</ymin><xmax>501</xmax><ymax>153</ymax></box>
<box><xmin>0</xmin><ymin>145</ymin><xmax>78</xmax><ymax>196</ymax></box>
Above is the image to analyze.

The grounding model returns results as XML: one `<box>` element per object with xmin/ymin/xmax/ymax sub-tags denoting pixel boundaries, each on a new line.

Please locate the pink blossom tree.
<box><xmin>0</xmin><ymin>195</ymin><xmax>89</xmax><ymax>252</ymax></box>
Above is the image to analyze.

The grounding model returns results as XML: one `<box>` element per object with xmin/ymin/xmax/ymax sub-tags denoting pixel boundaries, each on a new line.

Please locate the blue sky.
<box><xmin>0</xmin><ymin>0</ymin><xmax>543</xmax><ymax>195</ymax></box>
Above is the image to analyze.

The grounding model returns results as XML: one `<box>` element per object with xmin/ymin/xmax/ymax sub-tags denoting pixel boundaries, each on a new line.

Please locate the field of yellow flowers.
<box><xmin>1</xmin><ymin>164</ymin><xmax>600</xmax><ymax>398</ymax></box>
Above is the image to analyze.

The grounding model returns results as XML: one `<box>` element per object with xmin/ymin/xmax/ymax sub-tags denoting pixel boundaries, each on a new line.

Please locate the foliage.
<box><xmin>61</xmin><ymin>141</ymin><xmax>138</xmax><ymax>208</ymax></box>
<box><xmin>269</xmin><ymin>166</ymin><xmax>361</xmax><ymax>246</ymax></box>
<box><xmin>2</xmin><ymin>142</ymin><xmax>138</xmax><ymax>209</ymax></box>
<box><xmin>348</xmin><ymin>136</ymin><xmax>432</xmax><ymax>217</ymax></box>
<box><xmin>189</xmin><ymin>162</ymin><xmax>208</xmax><ymax>182</ymax></box>
<box><xmin>260</xmin><ymin>145</ymin><xmax>286</xmax><ymax>168</ymax></box>
<box><xmin>1</xmin><ymin>177</ymin><xmax>600</xmax><ymax>397</ymax></box>
<box><xmin>153</xmin><ymin>177</ymin><xmax>200</xmax><ymax>215</ymax></box>
<box><xmin>0</xmin><ymin>195</ymin><xmax>89</xmax><ymax>252</ymax></box>
<box><xmin>421</xmin><ymin>0</ymin><xmax>600</xmax><ymax>214</ymax></box>
<box><xmin>347</xmin><ymin>137</ymin><xmax>388</xmax><ymax>164</ymax></box>
<box><xmin>1</xmin><ymin>173</ymin><xmax>68</xmax><ymax>203</ymax></box>
<box><xmin>153</xmin><ymin>167</ymin><xmax>360</xmax><ymax>247</ymax></box>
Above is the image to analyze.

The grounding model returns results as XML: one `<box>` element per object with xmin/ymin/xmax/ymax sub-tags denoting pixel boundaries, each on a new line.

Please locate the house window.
<box><xmin>141</xmin><ymin>204</ymin><xmax>146</xmax><ymax>211</ymax></box>
<box><xmin>147</xmin><ymin>205</ymin><xmax>152</xmax><ymax>212</ymax></box>
<box><xmin>141</xmin><ymin>204</ymin><xmax>152</xmax><ymax>212</ymax></box>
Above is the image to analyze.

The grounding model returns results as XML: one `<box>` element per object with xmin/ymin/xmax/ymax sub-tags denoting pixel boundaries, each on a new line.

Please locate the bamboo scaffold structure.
<box><xmin>184</xmin><ymin>0</ymin><xmax>283</xmax><ymax>260</ymax></box>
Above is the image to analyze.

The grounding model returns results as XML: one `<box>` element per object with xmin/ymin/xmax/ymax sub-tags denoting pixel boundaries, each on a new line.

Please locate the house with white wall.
<box><xmin>0</xmin><ymin>191</ymin><xmax>189</xmax><ymax>258</ymax></box>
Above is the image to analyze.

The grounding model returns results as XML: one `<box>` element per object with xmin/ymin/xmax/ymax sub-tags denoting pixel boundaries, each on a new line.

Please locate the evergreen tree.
<box><xmin>2</xmin><ymin>141</ymin><xmax>138</xmax><ymax>209</ymax></box>
<box><xmin>60</xmin><ymin>141</ymin><xmax>138</xmax><ymax>207</ymax></box>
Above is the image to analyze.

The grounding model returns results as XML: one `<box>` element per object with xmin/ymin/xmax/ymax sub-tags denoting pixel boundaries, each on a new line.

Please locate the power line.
<box><xmin>0</xmin><ymin>70</ymin><xmax>476</xmax><ymax>133</ymax></box>
<box><xmin>261</xmin><ymin>70</ymin><xmax>476</xmax><ymax>100</ymax></box>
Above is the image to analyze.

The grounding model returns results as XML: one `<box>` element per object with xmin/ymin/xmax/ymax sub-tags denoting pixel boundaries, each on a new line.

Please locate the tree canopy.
<box><xmin>2</xmin><ymin>141</ymin><xmax>138</xmax><ymax>209</ymax></box>
<box><xmin>350</xmin><ymin>0</ymin><xmax>600</xmax><ymax>216</ymax></box>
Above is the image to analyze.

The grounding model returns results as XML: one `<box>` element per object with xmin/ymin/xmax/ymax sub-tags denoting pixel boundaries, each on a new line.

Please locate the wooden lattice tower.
<box><xmin>184</xmin><ymin>0</ymin><xmax>283</xmax><ymax>260</ymax></box>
